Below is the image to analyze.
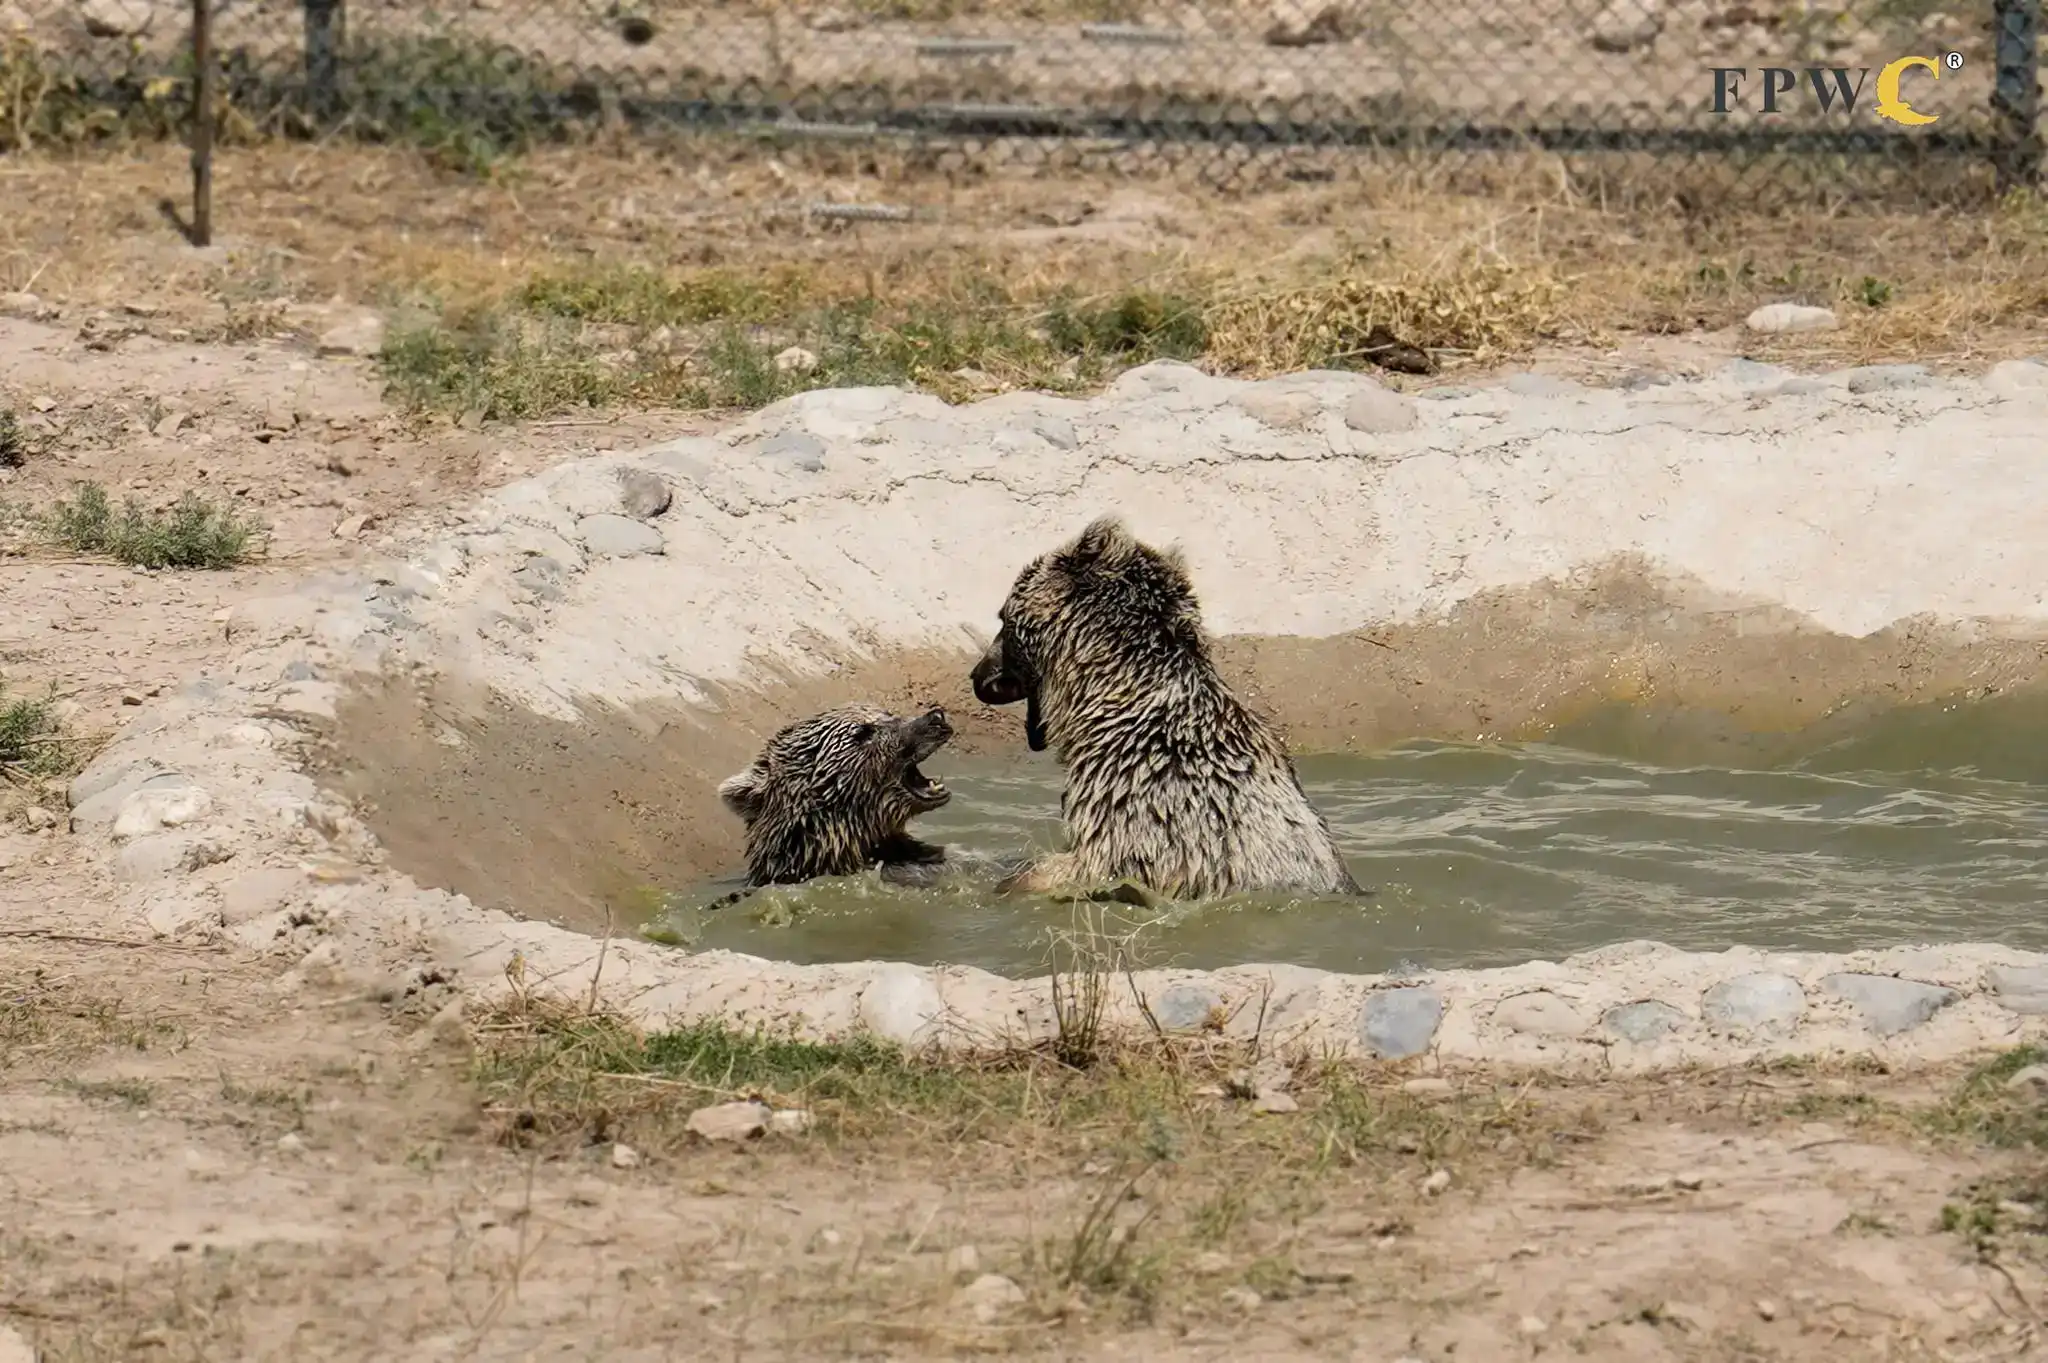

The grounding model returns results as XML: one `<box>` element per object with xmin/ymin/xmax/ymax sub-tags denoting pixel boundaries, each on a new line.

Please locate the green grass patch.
<box><xmin>40</xmin><ymin>481</ymin><xmax>266</xmax><ymax>569</ymax></box>
<box><xmin>0</xmin><ymin>677</ymin><xmax>86</xmax><ymax>784</ymax></box>
<box><xmin>1923</xmin><ymin>1044</ymin><xmax>2048</xmax><ymax>1150</ymax></box>
<box><xmin>379</xmin><ymin>268</ymin><xmax>1215</xmax><ymax>422</ymax></box>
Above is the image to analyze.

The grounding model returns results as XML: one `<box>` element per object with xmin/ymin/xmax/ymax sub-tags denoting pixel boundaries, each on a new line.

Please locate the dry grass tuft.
<box><xmin>0</xmin><ymin>968</ymin><xmax>182</xmax><ymax>1071</ymax></box>
<box><xmin>1205</xmin><ymin>252</ymin><xmax>1576</xmax><ymax>375</ymax></box>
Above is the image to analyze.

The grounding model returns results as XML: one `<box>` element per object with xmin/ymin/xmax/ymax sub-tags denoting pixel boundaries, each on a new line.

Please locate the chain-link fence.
<box><xmin>2</xmin><ymin>0</ymin><xmax>2040</xmax><ymax>218</ymax></box>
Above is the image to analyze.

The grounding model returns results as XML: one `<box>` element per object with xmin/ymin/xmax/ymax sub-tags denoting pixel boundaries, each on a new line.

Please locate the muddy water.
<box><xmin>652</xmin><ymin>692</ymin><xmax>2048</xmax><ymax>979</ymax></box>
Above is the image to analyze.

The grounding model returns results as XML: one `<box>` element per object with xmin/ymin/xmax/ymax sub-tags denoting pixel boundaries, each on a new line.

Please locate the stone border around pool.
<box><xmin>57</xmin><ymin>356</ymin><xmax>2048</xmax><ymax>1074</ymax></box>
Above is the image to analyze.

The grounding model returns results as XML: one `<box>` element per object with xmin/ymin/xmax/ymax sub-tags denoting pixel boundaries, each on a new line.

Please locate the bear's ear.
<box><xmin>1066</xmin><ymin>515</ymin><xmax>1133</xmax><ymax>567</ymax></box>
<box><xmin>717</xmin><ymin>765</ymin><xmax>770</xmax><ymax>822</ymax></box>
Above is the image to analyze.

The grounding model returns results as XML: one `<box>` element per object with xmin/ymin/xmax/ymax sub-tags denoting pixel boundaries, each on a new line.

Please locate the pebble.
<box><xmin>1220</xmin><ymin>1285</ymin><xmax>1263</xmax><ymax>1311</ymax></box>
<box><xmin>1518</xmin><ymin>1315</ymin><xmax>1549</xmax><ymax>1337</ymax></box>
<box><xmin>1342</xmin><ymin>384</ymin><xmax>1419</xmax><ymax>433</ymax></box>
<box><xmin>577</xmin><ymin>513</ymin><xmax>665</xmax><ymax>559</ymax></box>
<box><xmin>685</xmin><ymin>1100</ymin><xmax>772</xmax><ymax>1143</ymax></box>
<box><xmin>768</xmin><ymin>1108</ymin><xmax>814</xmax><ymax>1136</ymax></box>
<box><xmin>276</xmin><ymin>1132</ymin><xmax>306</xmax><ymax>1156</ymax></box>
<box><xmin>333</xmin><ymin>513</ymin><xmax>370</xmax><ymax>540</ymax></box>
<box><xmin>773</xmin><ymin>345</ymin><xmax>818</xmax><ymax>374</ymax></box>
<box><xmin>1191</xmin><ymin>1250</ymin><xmax>1233</xmax><ymax>1275</ymax></box>
<box><xmin>22</xmin><ymin>806</ymin><xmax>55</xmax><ymax>832</ymax></box>
<box><xmin>1360</xmin><ymin>987</ymin><xmax>1444</xmax><ymax>1059</ymax></box>
<box><xmin>944</xmin><ymin>1244</ymin><xmax>981</xmax><ymax>1280</ymax></box>
<box><xmin>1674</xmin><ymin>1171</ymin><xmax>1706</xmax><ymax>1191</ymax></box>
<box><xmin>616</xmin><ymin>467</ymin><xmax>672</xmax><ymax>520</ymax></box>
<box><xmin>956</xmin><ymin>1272</ymin><xmax>1026</xmax><ymax>1324</ymax></box>
<box><xmin>1252</xmin><ymin>1091</ymin><xmax>1300</xmax><ymax>1114</ymax></box>
<box><xmin>81</xmin><ymin>0</ymin><xmax>153</xmax><ymax>36</ymax></box>
<box><xmin>1589</xmin><ymin>0</ymin><xmax>1662</xmax><ymax>51</ymax></box>
<box><xmin>1745</xmin><ymin>302</ymin><xmax>1839</xmax><ymax>334</ymax></box>
<box><xmin>110</xmin><ymin>784</ymin><xmax>213</xmax><ymax>841</ymax></box>
<box><xmin>1401</xmin><ymin>1076</ymin><xmax>1452</xmax><ymax>1095</ymax></box>
<box><xmin>1422</xmin><ymin>1168</ymin><xmax>1452</xmax><ymax>1196</ymax></box>
<box><xmin>316</xmin><ymin>312</ymin><xmax>387</xmax><ymax>359</ymax></box>
<box><xmin>1755</xmin><ymin>1298</ymin><xmax>1780</xmax><ymax>1321</ymax></box>
<box><xmin>1237</xmin><ymin>388</ymin><xmax>1322</xmax><ymax>430</ymax></box>
<box><xmin>1263</xmin><ymin>0</ymin><xmax>1356</xmax><ymax>45</ymax></box>
<box><xmin>757</xmin><ymin>430</ymin><xmax>826</xmax><ymax>473</ymax></box>
<box><xmin>610</xmin><ymin>1142</ymin><xmax>642</xmax><ymax>1169</ymax></box>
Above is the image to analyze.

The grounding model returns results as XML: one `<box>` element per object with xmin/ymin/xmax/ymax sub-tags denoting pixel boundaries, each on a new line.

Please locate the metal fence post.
<box><xmin>1992</xmin><ymin>0</ymin><xmax>2042</xmax><ymax>191</ymax></box>
<box><xmin>304</xmin><ymin>0</ymin><xmax>344</xmax><ymax>120</ymax></box>
<box><xmin>191</xmin><ymin>0</ymin><xmax>212</xmax><ymax>247</ymax></box>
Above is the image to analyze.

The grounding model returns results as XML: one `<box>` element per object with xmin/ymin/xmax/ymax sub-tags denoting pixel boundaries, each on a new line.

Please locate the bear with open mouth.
<box><xmin>716</xmin><ymin>702</ymin><xmax>955</xmax><ymax>889</ymax></box>
<box><xmin>970</xmin><ymin>515</ymin><xmax>1362</xmax><ymax>901</ymax></box>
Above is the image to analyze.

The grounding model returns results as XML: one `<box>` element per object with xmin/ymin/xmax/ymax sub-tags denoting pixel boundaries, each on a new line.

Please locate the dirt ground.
<box><xmin>4</xmin><ymin>137</ymin><xmax>2048</xmax><ymax>1360</ymax></box>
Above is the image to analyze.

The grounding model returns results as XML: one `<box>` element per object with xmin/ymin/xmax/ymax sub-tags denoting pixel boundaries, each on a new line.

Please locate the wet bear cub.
<box><xmin>716</xmin><ymin>702</ymin><xmax>955</xmax><ymax>891</ymax></box>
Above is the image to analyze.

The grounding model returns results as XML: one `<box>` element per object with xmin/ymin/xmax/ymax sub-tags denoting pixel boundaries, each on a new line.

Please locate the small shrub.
<box><xmin>0</xmin><ymin>409</ymin><xmax>27</xmax><ymax>468</ymax></box>
<box><xmin>0</xmin><ymin>679</ymin><xmax>80</xmax><ymax>781</ymax></box>
<box><xmin>42</xmin><ymin>481</ymin><xmax>265</xmax><ymax>569</ymax></box>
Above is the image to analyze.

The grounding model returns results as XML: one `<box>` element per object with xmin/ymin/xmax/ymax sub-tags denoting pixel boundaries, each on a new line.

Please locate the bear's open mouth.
<box><xmin>900</xmin><ymin>763</ymin><xmax>951</xmax><ymax>807</ymax></box>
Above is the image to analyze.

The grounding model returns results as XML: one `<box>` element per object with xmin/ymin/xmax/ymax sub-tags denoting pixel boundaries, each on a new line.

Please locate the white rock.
<box><xmin>276</xmin><ymin>1132</ymin><xmax>307</xmax><ymax>1156</ymax></box>
<box><xmin>1589</xmin><ymin>0</ymin><xmax>1662</xmax><ymax>51</ymax></box>
<box><xmin>220</xmin><ymin>723</ymin><xmax>274</xmax><ymax>749</ymax></box>
<box><xmin>81</xmin><ymin>0</ymin><xmax>154</xmax><ymax>36</ymax></box>
<box><xmin>0</xmin><ymin>1324</ymin><xmax>33</xmax><ymax>1363</ymax></box>
<box><xmin>1221</xmin><ymin>1285</ymin><xmax>1263</xmax><ymax>1310</ymax></box>
<box><xmin>1422</xmin><ymin>1168</ymin><xmax>1452</xmax><ymax>1195</ymax></box>
<box><xmin>22</xmin><ymin>805</ymin><xmax>55</xmax><ymax>831</ymax></box>
<box><xmin>859</xmin><ymin>963</ymin><xmax>945</xmax><ymax>1045</ymax></box>
<box><xmin>316</xmin><ymin>311</ymin><xmax>386</xmax><ymax>358</ymax></box>
<box><xmin>1263</xmin><ymin>0</ymin><xmax>1357</xmax><ymax>45</ymax></box>
<box><xmin>773</xmin><ymin>345</ymin><xmax>818</xmax><ymax>374</ymax></box>
<box><xmin>1745</xmin><ymin>303</ymin><xmax>1839</xmax><ymax>334</ymax></box>
<box><xmin>611</xmin><ymin>1142</ymin><xmax>642</xmax><ymax>1169</ymax></box>
<box><xmin>945</xmin><ymin>1244</ymin><xmax>981</xmax><ymax>1280</ymax></box>
<box><xmin>956</xmin><ymin>1272</ymin><xmax>1026</xmax><ymax>1324</ymax></box>
<box><xmin>577</xmin><ymin>513</ymin><xmax>665</xmax><ymax>559</ymax></box>
<box><xmin>686</xmin><ymin>1100</ymin><xmax>772</xmax><ymax>1143</ymax></box>
<box><xmin>769</xmin><ymin>1108</ymin><xmax>813</xmax><ymax>1136</ymax></box>
<box><xmin>111</xmin><ymin>784</ymin><xmax>212</xmax><ymax>841</ymax></box>
<box><xmin>1343</xmin><ymin>385</ymin><xmax>1419</xmax><ymax>433</ymax></box>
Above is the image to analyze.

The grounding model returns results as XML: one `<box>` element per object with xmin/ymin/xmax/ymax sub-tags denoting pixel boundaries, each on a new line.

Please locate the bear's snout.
<box><xmin>971</xmin><ymin>644</ymin><xmax>1027</xmax><ymax>706</ymax></box>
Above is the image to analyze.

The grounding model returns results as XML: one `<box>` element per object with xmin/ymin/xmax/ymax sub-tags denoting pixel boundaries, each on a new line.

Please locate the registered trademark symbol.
<box><xmin>1945</xmin><ymin>50</ymin><xmax>1964</xmax><ymax>70</ymax></box>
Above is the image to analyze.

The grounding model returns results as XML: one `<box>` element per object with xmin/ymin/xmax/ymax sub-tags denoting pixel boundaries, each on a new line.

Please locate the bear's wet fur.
<box><xmin>970</xmin><ymin>515</ymin><xmax>1361</xmax><ymax>900</ymax></box>
<box><xmin>717</xmin><ymin>702</ymin><xmax>954</xmax><ymax>888</ymax></box>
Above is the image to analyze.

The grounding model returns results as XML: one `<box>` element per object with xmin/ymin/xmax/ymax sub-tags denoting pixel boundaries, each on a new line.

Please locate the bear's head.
<box><xmin>717</xmin><ymin>703</ymin><xmax>953</xmax><ymax>882</ymax></box>
<box><xmin>969</xmin><ymin>515</ymin><xmax>1204</xmax><ymax>752</ymax></box>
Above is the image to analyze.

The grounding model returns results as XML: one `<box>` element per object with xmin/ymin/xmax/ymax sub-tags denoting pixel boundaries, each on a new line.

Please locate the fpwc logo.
<box><xmin>1709</xmin><ymin>52</ymin><xmax>1965</xmax><ymax>126</ymax></box>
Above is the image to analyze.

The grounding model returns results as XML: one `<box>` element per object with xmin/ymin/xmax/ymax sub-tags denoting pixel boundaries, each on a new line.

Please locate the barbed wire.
<box><xmin>0</xmin><ymin>0</ymin><xmax>2039</xmax><ymax>207</ymax></box>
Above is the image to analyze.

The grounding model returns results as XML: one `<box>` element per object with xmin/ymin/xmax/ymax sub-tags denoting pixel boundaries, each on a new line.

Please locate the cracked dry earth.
<box><xmin>2</xmin><ymin>323</ymin><xmax>2046</xmax><ymax>1362</ymax></box>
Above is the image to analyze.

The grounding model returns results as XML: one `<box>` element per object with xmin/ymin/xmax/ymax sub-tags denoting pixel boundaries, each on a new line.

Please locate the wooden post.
<box><xmin>1992</xmin><ymin>0</ymin><xmax>2042</xmax><ymax>191</ymax></box>
<box><xmin>190</xmin><ymin>0</ymin><xmax>212</xmax><ymax>247</ymax></box>
<box><xmin>304</xmin><ymin>0</ymin><xmax>342</xmax><ymax>121</ymax></box>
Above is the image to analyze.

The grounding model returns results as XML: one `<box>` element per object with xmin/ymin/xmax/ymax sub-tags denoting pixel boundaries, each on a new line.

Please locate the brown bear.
<box><xmin>969</xmin><ymin>516</ymin><xmax>1361</xmax><ymax>900</ymax></box>
<box><xmin>716</xmin><ymin>702</ymin><xmax>955</xmax><ymax>891</ymax></box>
